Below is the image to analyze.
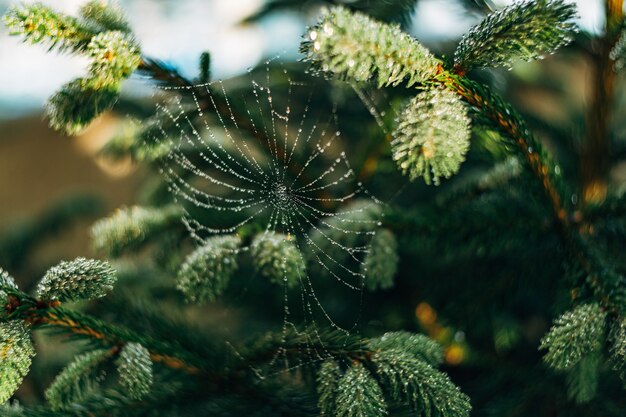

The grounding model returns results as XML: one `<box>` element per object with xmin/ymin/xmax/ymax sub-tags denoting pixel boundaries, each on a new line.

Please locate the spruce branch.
<box><xmin>454</xmin><ymin>0</ymin><xmax>577</xmax><ymax>72</ymax></box>
<box><xmin>5</xmin><ymin>3</ymin><xmax>329</xmax><ymax>201</ymax></box>
<box><xmin>301</xmin><ymin>6</ymin><xmax>441</xmax><ymax>88</ymax></box>
<box><xmin>539</xmin><ymin>303</ymin><xmax>606</xmax><ymax>371</ymax></box>
<box><xmin>116</xmin><ymin>343</ymin><xmax>153</xmax><ymax>400</ymax></box>
<box><xmin>609</xmin><ymin>318</ymin><xmax>626</xmax><ymax>387</ymax></box>
<box><xmin>0</xmin><ymin>321</ymin><xmax>35</xmax><ymax>404</ymax></box>
<box><xmin>177</xmin><ymin>235</ymin><xmax>242</xmax><ymax>304</ymax></box>
<box><xmin>45</xmin><ymin>349</ymin><xmax>114</xmax><ymax>410</ymax></box>
<box><xmin>317</xmin><ymin>360</ymin><xmax>342</xmax><ymax>416</ymax></box>
<box><xmin>86</xmin><ymin>31</ymin><xmax>141</xmax><ymax>89</ymax></box>
<box><xmin>0</xmin><ymin>268</ymin><xmax>18</xmax><ymax>308</ymax></box>
<box><xmin>3</xmin><ymin>1</ymin><xmax>139</xmax><ymax>135</ymax></box>
<box><xmin>301</xmin><ymin>7</ymin><xmax>569</xmax><ymax>227</ymax></box>
<box><xmin>36</xmin><ymin>258</ymin><xmax>117</xmax><ymax>302</ymax></box>
<box><xmin>79</xmin><ymin>0</ymin><xmax>131</xmax><ymax>33</ymax></box>
<box><xmin>611</xmin><ymin>30</ymin><xmax>626</xmax><ymax>70</ymax></box>
<box><xmin>300</xmin><ymin>2</ymin><xmax>626</xmax><ymax>351</ymax></box>
<box><xmin>5</xmin><ymin>284</ymin><xmax>470</xmax><ymax>417</ymax></box>
<box><xmin>300</xmin><ymin>9</ymin><xmax>617</xmax><ymax>310</ymax></box>
<box><xmin>3</xmin><ymin>3</ymin><xmax>93</xmax><ymax>53</ymax></box>
<box><xmin>46</xmin><ymin>78</ymin><xmax>120</xmax><ymax>135</ymax></box>
<box><xmin>244</xmin><ymin>328</ymin><xmax>469</xmax><ymax>416</ymax></box>
<box><xmin>335</xmin><ymin>362</ymin><xmax>386</xmax><ymax>417</ymax></box>
<box><xmin>391</xmin><ymin>87</ymin><xmax>471</xmax><ymax>185</ymax></box>
<box><xmin>98</xmin><ymin>120</ymin><xmax>173</xmax><ymax>162</ymax></box>
<box><xmin>91</xmin><ymin>205</ymin><xmax>184</xmax><ymax>257</ymax></box>
<box><xmin>368</xmin><ymin>332</ymin><xmax>444</xmax><ymax>367</ymax></box>
<box><xmin>361</xmin><ymin>229</ymin><xmax>398</xmax><ymax>291</ymax></box>
<box><xmin>4</xmin><ymin>290</ymin><xmax>205</xmax><ymax>375</ymax></box>
<box><xmin>5</xmin><ymin>292</ymin><xmax>337</xmax><ymax>410</ymax></box>
<box><xmin>371</xmin><ymin>349</ymin><xmax>471</xmax><ymax>417</ymax></box>
<box><xmin>250</xmin><ymin>232</ymin><xmax>305</xmax><ymax>288</ymax></box>
<box><xmin>565</xmin><ymin>352</ymin><xmax>600</xmax><ymax>404</ymax></box>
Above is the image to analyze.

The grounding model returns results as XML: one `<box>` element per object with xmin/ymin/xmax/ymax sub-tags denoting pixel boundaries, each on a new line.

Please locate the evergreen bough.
<box><xmin>368</xmin><ymin>331</ymin><xmax>444</xmax><ymax>367</ymax></box>
<box><xmin>371</xmin><ymin>349</ymin><xmax>471</xmax><ymax>417</ymax></box>
<box><xmin>91</xmin><ymin>205</ymin><xmax>184</xmax><ymax>257</ymax></box>
<box><xmin>177</xmin><ymin>235</ymin><xmax>241</xmax><ymax>303</ymax></box>
<box><xmin>565</xmin><ymin>353</ymin><xmax>600</xmax><ymax>404</ymax></box>
<box><xmin>317</xmin><ymin>360</ymin><xmax>342</xmax><ymax>416</ymax></box>
<box><xmin>36</xmin><ymin>257</ymin><xmax>117</xmax><ymax>302</ymax></box>
<box><xmin>301</xmin><ymin>6</ymin><xmax>441</xmax><ymax>88</ymax></box>
<box><xmin>250</xmin><ymin>232</ymin><xmax>305</xmax><ymax>288</ymax></box>
<box><xmin>46</xmin><ymin>79</ymin><xmax>120</xmax><ymax>135</ymax></box>
<box><xmin>540</xmin><ymin>304</ymin><xmax>606</xmax><ymax>371</ymax></box>
<box><xmin>306</xmin><ymin>199</ymin><xmax>383</xmax><ymax>279</ymax></box>
<box><xmin>2</xmin><ymin>0</ymin><xmax>625</xmax><ymax>415</ymax></box>
<box><xmin>116</xmin><ymin>343</ymin><xmax>153</xmax><ymax>400</ymax></box>
<box><xmin>391</xmin><ymin>87</ymin><xmax>471</xmax><ymax>185</ymax></box>
<box><xmin>45</xmin><ymin>349</ymin><xmax>112</xmax><ymax>409</ymax></box>
<box><xmin>0</xmin><ymin>322</ymin><xmax>35</xmax><ymax>404</ymax></box>
<box><xmin>0</xmin><ymin>268</ymin><xmax>17</xmax><ymax>304</ymax></box>
<box><xmin>3</xmin><ymin>1</ymin><xmax>139</xmax><ymax>134</ymax></box>
<box><xmin>79</xmin><ymin>0</ymin><xmax>131</xmax><ymax>33</ymax></box>
<box><xmin>609</xmin><ymin>318</ymin><xmax>626</xmax><ymax>387</ymax></box>
<box><xmin>454</xmin><ymin>0</ymin><xmax>577</xmax><ymax>71</ymax></box>
<box><xmin>335</xmin><ymin>362</ymin><xmax>386</xmax><ymax>417</ymax></box>
<box><xmin>3</xmin><ymin>3</ymin><xmax>92</xmax><ymax>52</ymax></box>
<box><xmin>362</xmin><ymin>229</ymin><xmax>398</xmax><ymax>291</ymax></box>
<box><xmin>86</xmin><ymin>30</ymin><xmax>141</xmax><ymax>89</ymax></box>
<box><xmin>610</xmin><ymin>30</ymin><xmax>626</xmax><ymax>71</ymax></box>
<box><xmin>314</xmin><ymin>333</ymin><xmax>463</xmax><ymax>417</ymax></box>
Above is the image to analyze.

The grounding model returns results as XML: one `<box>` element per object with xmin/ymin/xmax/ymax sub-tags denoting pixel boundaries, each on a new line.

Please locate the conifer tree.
<box><xmin>1</xmin><ymin>1</ymin><xmax>626</xmax><ymax>416</ymax></box>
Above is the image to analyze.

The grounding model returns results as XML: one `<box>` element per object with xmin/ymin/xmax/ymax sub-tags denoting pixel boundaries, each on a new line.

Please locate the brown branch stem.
<box><xmin>6</xmin><ymin>294</ymin><xmax>203</xmax><ymax>375</ymax></box>
<box><xmin>432</xmin><ymin>73</ymin><xmax>620</xmax><ymax>314</ymax></box>
<box><xmin>442</xmin><ymin>75</ymin><xmax>569</xmax><ymax>227</ymax></box>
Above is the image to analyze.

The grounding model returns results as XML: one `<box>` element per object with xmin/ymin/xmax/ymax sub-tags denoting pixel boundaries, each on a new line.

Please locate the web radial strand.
<box><xmin>150</xmin><ymin>61</ymin><xmax>382</xmax><ymax>336</ymax></box>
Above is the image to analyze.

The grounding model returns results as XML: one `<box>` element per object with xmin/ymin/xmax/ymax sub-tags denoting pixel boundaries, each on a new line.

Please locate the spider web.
<box><xmin>148</xmin><ymin>60</ymin><xmax>383</xmax><ymax>371</ymax></box>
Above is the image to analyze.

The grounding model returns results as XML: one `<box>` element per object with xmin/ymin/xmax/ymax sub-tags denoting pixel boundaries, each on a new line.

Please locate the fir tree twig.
<box><xmin>302</xmin><ymin>6</ymin><xmax>624</xmax><ymax>316</ymax></box>
<box><xmin>3</xmin><ymin>290</ymin><xmax>204</xmax><ymax>375</ymax></box>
